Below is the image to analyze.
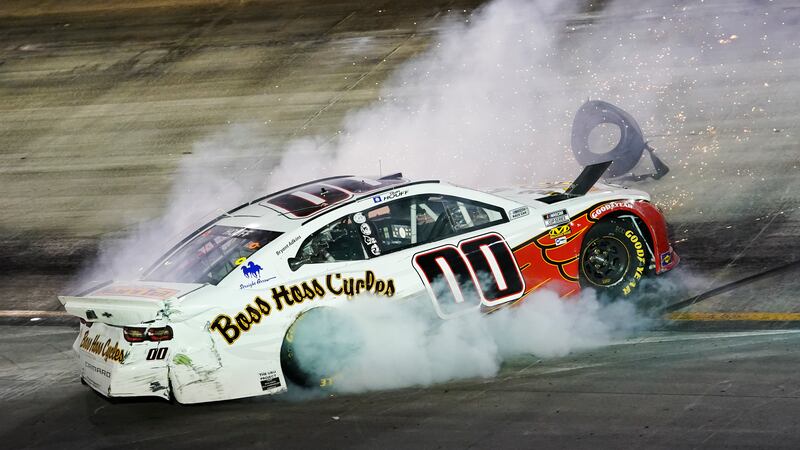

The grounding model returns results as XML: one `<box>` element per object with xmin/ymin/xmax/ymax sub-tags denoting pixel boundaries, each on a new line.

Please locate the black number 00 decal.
<box><xmin>413</xmin><ymin>233</ymin><xmax>525</xmax><ymax>317</ymax></box>
<box><xmin>146</xmin><ymin>347</ymin><xmax>168</xmax><ymax>361</ymax></box>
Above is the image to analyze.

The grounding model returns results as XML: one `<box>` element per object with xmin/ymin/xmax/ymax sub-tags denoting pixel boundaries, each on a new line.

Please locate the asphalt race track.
<box><xmin>1</xmin><ymin>0</ymin><xmax>799</xmax><ymax>448</ymax></box>
<box><xmin>4</xmin><ymin>326</ymin><xmax>800</xmax><ymax>448</ymax></box>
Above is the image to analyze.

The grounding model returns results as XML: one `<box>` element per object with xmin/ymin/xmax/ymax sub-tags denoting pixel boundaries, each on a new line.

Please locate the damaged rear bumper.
<box><xmin>75</xmin><ymin>323</ymin><xmax>170</xmax><ymax>400</ymax></box>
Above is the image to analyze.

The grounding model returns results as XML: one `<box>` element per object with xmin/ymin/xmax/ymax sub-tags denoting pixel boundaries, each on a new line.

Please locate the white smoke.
<box><xmin>266</xmin><ymin>0</ymin><xmax>584</xmax><ymax>191</ymax></box>
<box><xmin>290</xmin><ymin>287</ymin><xmax>647</xmax><ymax>394</ymax></box>
<box><xmin>74</xmin><ymin>124</ymin><xmax>278</xmax><ymax>286</ymax></box>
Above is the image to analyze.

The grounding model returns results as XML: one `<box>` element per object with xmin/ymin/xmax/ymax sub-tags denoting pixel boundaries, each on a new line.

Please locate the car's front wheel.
<box><xmin>579</xmin><ymin>218</ymin><xmax>651</xmax><ymax>299</ymax></box>
<box><xmin>280</xmin><ymin>307</ymin><xmax>362</xmax><ymax>388</ymax></box>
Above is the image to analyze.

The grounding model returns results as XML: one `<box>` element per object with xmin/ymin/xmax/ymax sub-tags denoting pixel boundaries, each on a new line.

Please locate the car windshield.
<box><xmin>146</xmin><ymin>226</ymin><xmax>281</xmax><ymax>285</ymax></box>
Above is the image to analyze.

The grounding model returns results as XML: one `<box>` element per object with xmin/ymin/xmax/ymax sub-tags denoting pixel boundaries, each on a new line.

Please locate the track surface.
<box><xmin>4</xmin><ymin>326</ymin><xmax>800</xmax><ymax>449</ymax></box>
<box><xmin>1</xmin><ymin>0</ymin><xmax>799</xmax><ymax>448</ymax></box>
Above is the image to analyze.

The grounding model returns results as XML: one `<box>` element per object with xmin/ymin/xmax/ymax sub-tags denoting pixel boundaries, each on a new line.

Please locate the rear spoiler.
<box><xmin>537</xmin><ymin>161</ymin><xmax>612</xmax><ymax>204</ymax></box>
<box><xmin>59</xmin><ymin>295</ymin><xmax>168</xmax><ymax>327</ymax></box>
<box><xmin>58</xmin><ymin>282</ymin><xmax>203</xmax><ymax>326</ymax></box>
<box><xmin>564</xmin><ymin>161</ymin><xmax>613</xmax><ymax>196</ymax></box>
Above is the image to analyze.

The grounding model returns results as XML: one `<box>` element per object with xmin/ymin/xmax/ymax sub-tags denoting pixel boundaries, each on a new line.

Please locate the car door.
<box><xmin>283</xmin><ymin>211</ymin><xmax>397</xmax><ymax>304</ymax></box>
<box><xmin>358</xmin><ymin>192</ymin><xmax>525</xmax><ymax>319</ymax></box>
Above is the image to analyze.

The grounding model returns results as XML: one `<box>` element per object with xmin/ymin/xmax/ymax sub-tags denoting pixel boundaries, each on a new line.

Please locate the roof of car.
<box><xmin>145</xmin><ymin>175</ymin><xmax>444</xmax><ymax>277</ymax></box>
<box><xmin>221</xmin><ymin>174</ymin><xmax>440</xmax><ymax>228</ymax></box>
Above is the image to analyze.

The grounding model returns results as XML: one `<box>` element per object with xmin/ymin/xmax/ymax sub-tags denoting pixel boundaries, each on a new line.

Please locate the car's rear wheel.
<box><xmin>280</xmin><ymin>307</ymin><xmax>362</xmax><ymax>388</ymax></box>
<box><xmin>579</xmin><ymin>218</ymin><xmax>651</xmax><ymax>299</ymax></box>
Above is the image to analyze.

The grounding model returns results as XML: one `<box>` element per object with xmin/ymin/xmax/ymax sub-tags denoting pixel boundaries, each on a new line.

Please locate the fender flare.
<box><xmin>587</xmin><ymin>200</ymin><xmax>678</xmax><ymax>273</ymax></box>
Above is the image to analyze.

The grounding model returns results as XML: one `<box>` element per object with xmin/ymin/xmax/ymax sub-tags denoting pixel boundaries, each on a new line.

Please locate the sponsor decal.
<box><xmin>509</xmin><ymin>206</ymin><xmax>529</xmax><ymax>220</ymax></box>
<box><xmin>356</xmin><ymin>220</ymin><xmax>380</xmax><ymax>255</ymax></box>
<box><xmin>240</xmin><ymin>261</ymin><xmax>278</xmax><ymax>289</ymax></box>
<box><xmin>210</xmin><ymin>296</ymin><xmax>273</xmax><ymax>344</ymax></box>
<box><xmin>259</xmin><ymin>371</ymin><xmax>281</xmax><ymax>391</ymax></box>
<box><xmin>548</xmin><ymin>224</ymin><xmax>571</xmax><ymax>239</ymax></box>
<box><xmin>353</xmin><ymin>212</ymin><xmax>366</xmax><ymax>224</ymax></box>
<box><xmin>275</xmin><ymin>235</ymin><xmax>302</xmax><ymax>256</ymax></box>
<box><xmin>621</xmin><ymin>230</ymin><xmax>647</xmax><ymax>296</ymax></box>
<box><xmin>543</xmin><ymin>209</ymin><xmax>570</xmax><ymax>227</ymax></box>
<box><xmin>92</xmin><ymin>285</ymin><xmax>179</xmax><ymax>300</ymax></box>
<box><xmin>555</xmin><ymin>236</ymin><xmax>568</xmax><ymax>246</ymax></box>
<box><xmin>270</xmin><ymin>271</ymin><xmax>395</xmax><ymax>306</ymax></box>
<box><xmin>661</xmin><ymin>251</ymin><xmax>673</xmax><ymax>266</ymax></box>
<box><xmin>323</xmin><ymin>271</ymin><xmax>395</xmax><ymax>298</ymax></box>
<box><xmin>589</xmin><ymin>201</ymin><xmax>635</xmax><ymax>220</ymax></box>
<box><xmin>79</xmin><ymin>331</ymin><xmax>129</xmax><ymax>363</ymax></box>
<box><xmin>211</xmin><ymin>271</ymin><xmax>396</xmax><ymax>344</ymax></box>
<box><xmin>239</xmin><ymin>276</ymin><xmax>277</xmax><ymax>290</ymax></box>
<box><xmin>85</xmin><ymin>361</ymin><xmax>111</xmax><ymax>379</ymax></box>
<box><xmin>242</xmin><ymin>261</ymin><xmax>263</xmax><ymax>278</ymax></box>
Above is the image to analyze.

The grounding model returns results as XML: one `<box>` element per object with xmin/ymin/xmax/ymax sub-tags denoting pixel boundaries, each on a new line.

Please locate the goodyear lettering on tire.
<box><xmin>622</xmin><ymin>229</ymin><xmax>647</xmax><ymax>296</ymax></box>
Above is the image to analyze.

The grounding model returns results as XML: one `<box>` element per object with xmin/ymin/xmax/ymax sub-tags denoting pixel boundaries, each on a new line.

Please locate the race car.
<box><xmin>59</xmin><ymin>101</ymin><xmax>679</xmax><ymax>404</ymax></box>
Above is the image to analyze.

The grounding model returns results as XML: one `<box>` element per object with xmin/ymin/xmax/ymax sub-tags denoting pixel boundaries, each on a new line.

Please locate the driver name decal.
<box><xmin>211</xmin><ymin>271</ymin><xmax>396</xmax><ymax>344</ymax></box>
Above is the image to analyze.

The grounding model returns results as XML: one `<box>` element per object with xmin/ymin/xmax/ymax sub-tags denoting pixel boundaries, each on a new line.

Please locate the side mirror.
<box><xmin>288</xmin><ymin>257</ymin><xmax>303</xmax><ymax>272</ymax></box>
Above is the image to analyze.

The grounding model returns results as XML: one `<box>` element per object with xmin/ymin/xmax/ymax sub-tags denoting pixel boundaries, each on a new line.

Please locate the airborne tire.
<box><xmin>280</xmin><ymin>308</ymin><xmax>362</xmax><ymax>388</ymax></box>
<box><xmin>579</xmin><ymin>218</ymin><xmax>651</xmax><ymax>299</ymax></box>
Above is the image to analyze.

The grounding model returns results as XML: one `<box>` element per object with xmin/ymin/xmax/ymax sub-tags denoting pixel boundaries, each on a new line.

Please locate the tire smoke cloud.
<box><xmin>287</xmin><ymin>287</ymin><xmax>649</xmax><ymax>394</ymax></box>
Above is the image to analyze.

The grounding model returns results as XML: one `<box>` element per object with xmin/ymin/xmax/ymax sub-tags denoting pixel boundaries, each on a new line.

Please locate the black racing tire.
<box><xmin>579</xmin><ymin>218</ymin><xmax>651</xmax><ymax>299</ymax></box>
<box><xmin>280</xmin><ymin>307</ymin><xmax>362</xmax><ymax>389</ymax></box>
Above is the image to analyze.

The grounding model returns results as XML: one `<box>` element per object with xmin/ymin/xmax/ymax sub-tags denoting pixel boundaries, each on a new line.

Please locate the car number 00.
<box><xmin>413</xmin><ymin>233</ymin><xmax>525</xmax><ymax>316</ymax></box>
<box><xmin>146</xmin><ymin>347</ymin><xmax>168</xmax><ymax>361</ymax></box>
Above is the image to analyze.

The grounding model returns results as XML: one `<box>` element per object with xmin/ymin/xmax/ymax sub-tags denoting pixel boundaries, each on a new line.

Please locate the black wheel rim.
<box><xmin>582</xmin><ymin>236</ymin><xmax>629</xmax><ymax>286</ymax></box>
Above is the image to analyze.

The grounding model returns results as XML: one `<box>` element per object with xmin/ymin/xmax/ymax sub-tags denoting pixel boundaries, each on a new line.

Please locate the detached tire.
<box><xmin>280</xmin><ymin>308</ymin><xmax>362</xmax><ymax>388</ymax></box>
<box><xmin>579</xmin><ymin>218</ymin><xmax>651</xmax><ymax>299</ymax></box>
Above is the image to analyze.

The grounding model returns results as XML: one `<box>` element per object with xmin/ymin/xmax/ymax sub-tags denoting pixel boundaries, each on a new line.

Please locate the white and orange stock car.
<box><xmin>60</xmin><ymin>160</ymin><xmax>678</xmax><ymax>403</ymax></box>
